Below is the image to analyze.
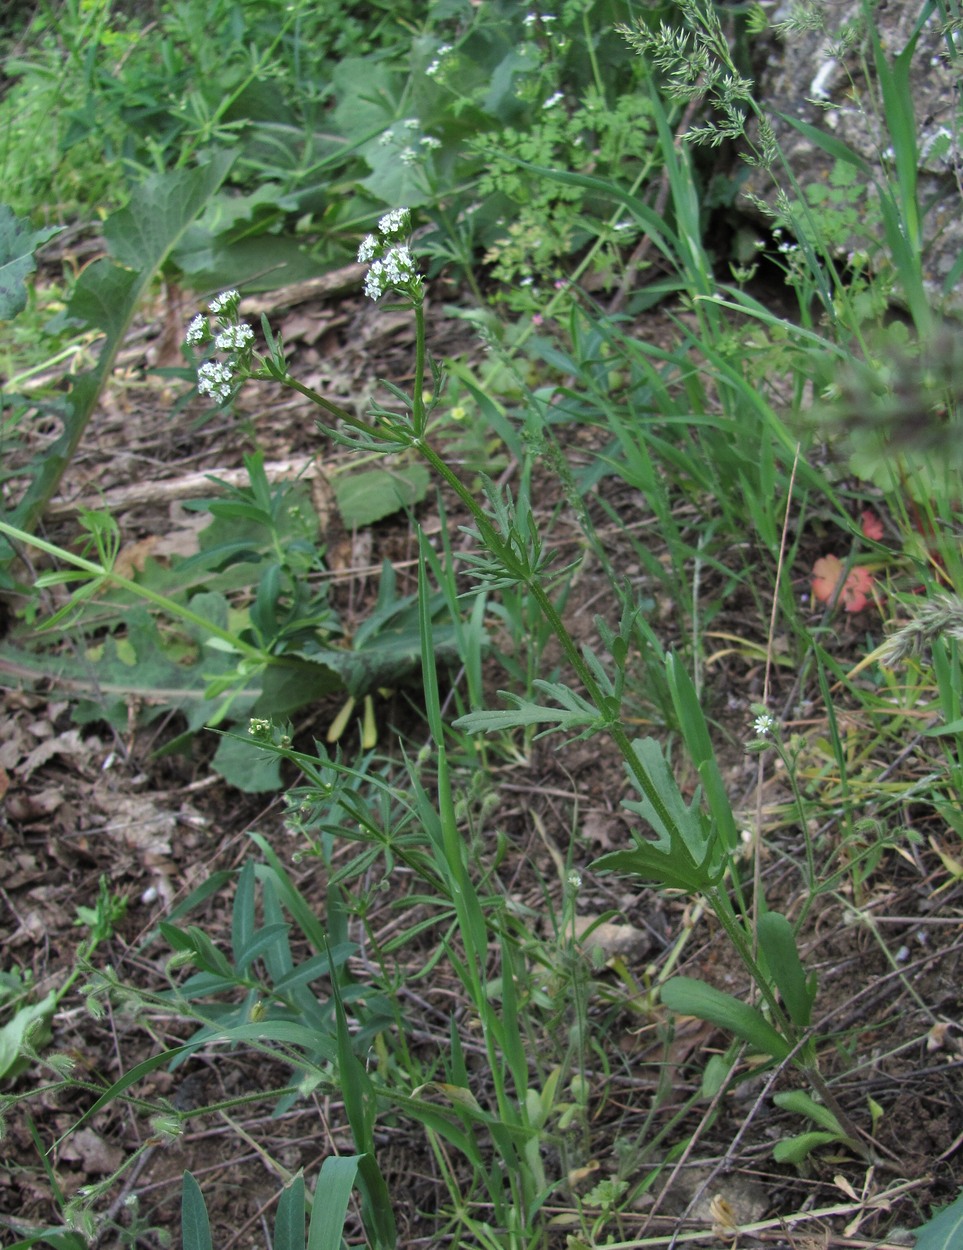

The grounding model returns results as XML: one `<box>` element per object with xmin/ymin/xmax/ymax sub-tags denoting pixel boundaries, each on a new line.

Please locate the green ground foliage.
<box><xmin>1</xmin><ymin>1</ymin><xmax>962</xmax><ymax>1246</ymax></box>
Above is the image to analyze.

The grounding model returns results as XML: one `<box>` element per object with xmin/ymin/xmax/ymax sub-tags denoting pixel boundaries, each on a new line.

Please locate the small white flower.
<box><xmin>420</xmin><ymin>135</ymin><xmax>442</xmax><ymax>150</ymax></box>
<box><xmin>364</xmin><ymin>262</ymin><xmax>386</xmax><ymax>301</ymax></box>
<box><xmin>214</xmin><ymin>323</ymin><xmax>254</xmax><ymax>352</ymax></box>
<box><xmin>542</xmin><ymin>91</ymin><xmax>564</xmax><ymax>109</ymax></box>
<box><xmin>567</xmin><ymin>869</ymin><xmax>582</xmax><ymax>890</ymax></box>
<box><xmin>383</xmin><ymin>245</ymin><xmax>415</xmax><ymax>281</ymax></box>
<box><xmin>209</xmin><ymin>289</ymin><xmax>239</xmax><ymax>315</ymax></box>
<box><xmin>398</xmin><ymin>146</ymin><xmax>418</xmax><ymax>166</ymax></box>
<box><xmin>358</xmin><ymin>234</ymin><xmax>379</xmax><ymax>263</ymax></box>
<box><xmin>185</xmin><ymin>314</ymin><xmax>207</xmax><ymax>346</ymax></box>
<box><xmin>197</xmin><ymin>360</ymin><xmax>234</xmax><ymax>402</ymax></box>
<box><xmin>362</xmin><ymin>243</ymin><xmax>423</xmax><ymax>302</ymax></box>
<box><xmin>378</xmin><ymin>208</ymin><xmax>410</xmax><ymax>238</ymax></box>
<box><xmin>403</xmin><ymin>117</ymin><xmax>419</xmax><ymax>130</ymax></box>
<box><xmin>753</xmin><ymin>712</ymin><xmax>775</xmax><ymax>738</ymax></box>
<box><xmin>378</xmin><ymin>129</ymin><xmax>395</xmax><ymax>146</ymax></box>
<box><xmin>426</xmin><ymin>59</ymin><xmax>442</xmax><ymax>77</ymax></box>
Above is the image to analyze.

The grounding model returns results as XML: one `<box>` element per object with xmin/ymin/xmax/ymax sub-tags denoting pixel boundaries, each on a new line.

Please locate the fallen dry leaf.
<box><xmin>812</xmin><ymin>554</ymin><xmax>874</xmax><ymax>613</ymax></box>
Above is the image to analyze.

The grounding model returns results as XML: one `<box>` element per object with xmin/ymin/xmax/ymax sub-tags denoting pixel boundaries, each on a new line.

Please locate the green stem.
<box><xmin>0</xmin><ymin>520</ymin><xmax>267</xmax><ymax>664</ymax></box>
<box><xmin>411</xmin><ymin>436</ymin><xmax>683</xmax><ymax>840</ymax></box>
<box><xmin>704</xmin><ymin>884</ymin><xmax>792</xmax><ymax>1036</ymax></box>
<box><xmin>412</xmin><ymin>302</ymin><xmax>427</xmax><ymax>436</ymax></box>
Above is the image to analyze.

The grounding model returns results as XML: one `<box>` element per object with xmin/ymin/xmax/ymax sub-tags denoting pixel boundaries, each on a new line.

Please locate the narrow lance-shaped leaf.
<box><xmin>661</xmin><ymin>976</ymin><xmax>791</xmax><ymax>1061</ymax></box>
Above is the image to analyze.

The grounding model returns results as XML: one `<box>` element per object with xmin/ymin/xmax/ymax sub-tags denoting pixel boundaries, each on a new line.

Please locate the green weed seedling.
<box><xmin>769</xmin><ymin>1089</ymin><xmax>865</xmax><ymax>1166</ymax></box>
<box><xmin>0</xmin><ymin>874</ymin><xmax>126</xmax><ymax>1083</ymax></box>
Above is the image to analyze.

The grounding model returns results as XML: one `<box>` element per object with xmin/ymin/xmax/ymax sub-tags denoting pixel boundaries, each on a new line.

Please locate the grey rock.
<box><xmin>743</xmin><ymin>3</ymin><xmax>962</xmax><ymax>308</ymax></box>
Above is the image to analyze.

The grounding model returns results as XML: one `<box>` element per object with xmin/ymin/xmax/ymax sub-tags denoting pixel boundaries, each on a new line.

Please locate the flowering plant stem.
<box><xmin>257</xmin><ymin>301</ymin><xmax>795</xmax><ymax>1048</ymax></box>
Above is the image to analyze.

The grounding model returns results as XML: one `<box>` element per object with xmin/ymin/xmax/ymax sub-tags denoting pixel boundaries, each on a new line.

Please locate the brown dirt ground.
<box><xmin>1</xmin><ymin>277</ymin><xmax>962</xmax><ymax>1248</ymax></box>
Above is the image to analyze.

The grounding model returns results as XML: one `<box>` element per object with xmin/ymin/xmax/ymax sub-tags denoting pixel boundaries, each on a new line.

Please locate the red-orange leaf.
<box><xmin>860</xmin><ymin>509</ymin><xmax>884</xmax><ymax>541</ymax></box>
<box><xmin>812</xmin><ymin>554</ymin><xmax>873</xmax><ymax>613</ymax></box>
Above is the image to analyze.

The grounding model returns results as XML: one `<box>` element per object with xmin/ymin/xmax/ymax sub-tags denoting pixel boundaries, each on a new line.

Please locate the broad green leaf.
<box><xmin>665</xmin><ymin>654</ymin><xmax>739</xmax><ymax>852</ymax></box>
<box><xmin>181</xmin><ymin>1172</ymin><xmax>213</xmax><ymax>1250</ymax></box>
<box><xmin>661</xmin><ymin>977</ymin><xmax>791</xmax><ymax>1060</ymax></box>
<box><xmin>334</xmin><ymin>465</ymin><xmax>430</xmax><ymax>528</ymax></box>
<box><xmin>67</xmin><ymin>259</ymin><xmax>140</xmax><ymax>340</ymax></box>
<box><xmin>771</xmin><ymin>1130</ymin><xmax>842</xmax><ymax>1164</ymax></box>
<box><xmin>0</xmin><ymin>206</ymin><xmax>60</xmax><ymax>320</ymax></box>
<box><xmin>772</xmin><ymin>1089</ymin><xmax>845</xmax><ymax>1135</ymax></box>
<box><xmin>272</xmin><ymin>946</ymin><xmax>357</xmax><ymax>995</ymax></box>
<box><xmin>913</xmin><ymin>1188</ymin><xmax>963</xmax><ymax>1250</ymax></box>
<box><xmin>5</xmin><ymin>1231</ymin><xmax>87</xmax><ymax>1249</ymax></box>
<box><xmin>0</xmin><ymin>990</ymin><xmax>57</xmax><ymax>1079</ymax></box>
<box><xmin>757</xmin><ymin>911</ymin><xmax>816</xmax><ymax>1027</ymax></box>
<box><xmin>212</xmin><ymin>731</ymin><xmax>284</xmax><ymax>792</ymax></box>
<box><xmin>355</xmin><ymin>1153</ymin><xmax>397</xmax><ymax>1250</ymax></box>
<box><xmin>104</xmin><ymin>154</ymin><xmax>237</xmax><ymax>273</ymax></box>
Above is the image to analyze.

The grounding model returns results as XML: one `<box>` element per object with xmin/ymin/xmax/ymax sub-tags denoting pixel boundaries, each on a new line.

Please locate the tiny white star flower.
<box><xmin>542</xmin><ymin>91</ymin><xmax>564</xmax><ymax>109</ymax></box>
<box><xmin>403</xmin><ymin>117</ymin><xmax>419</xmax><ymax>130</ymax></box>
<box><xmin>420</xmin><ymin>135</ymin><xmax>442</xmax><ymax>150</ymax></box>
<box><xmin>185</xmin><ymin>314</ymin><xmax>207</xmax><ymax>346</ymax></box>
<box><xmin>398</xmin><ymin>146</ymin><xmax>418</xmax><ymax>166</ymax></box>
<box><xmin>357</xmin><ymin>234</ymin><xmax>379</xmax><ymax>263</ymax></box>
<box><xmin>753</xmin><ymin>712</ymin><xmax>775</xmax><ymax>737</ymax></box>
<box><xmin>209</xmin><ymin>289</ymin><xmax>239</xmax><ymax>315</ymax></box>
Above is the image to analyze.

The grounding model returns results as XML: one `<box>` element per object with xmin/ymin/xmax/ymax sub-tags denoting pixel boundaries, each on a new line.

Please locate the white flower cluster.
<box><xmin>426</xmin><ymin>42</ymin><xmax>452</xmax><ymax>77</ymax></box>
<box><xmin>209</xmin><ymin>289</ymin><xmax>239</xmax><ymax>315</ymax></box>
<box><xmin>197</xmin><ymin>360</ymin><xmax>234</xmax><ymax>403</ymax></box>
<box><xmin>375</xmin><ymin>124</ymin><xmax>442</xmax><ymax>168</ymax></box>
<box><xmin>357</xmin><ymin>209</ymin><xmax>424</xmax><ymax>303</ymax></box>
<box><xmin>215</xmin><ymin>323</ymin><xmax>255</xmax><ymax>352</ymax></box>
<box><xmin>185</xmin><ymin>289</ymin><xmax>255</xmax><ymax>405</ymax></box>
